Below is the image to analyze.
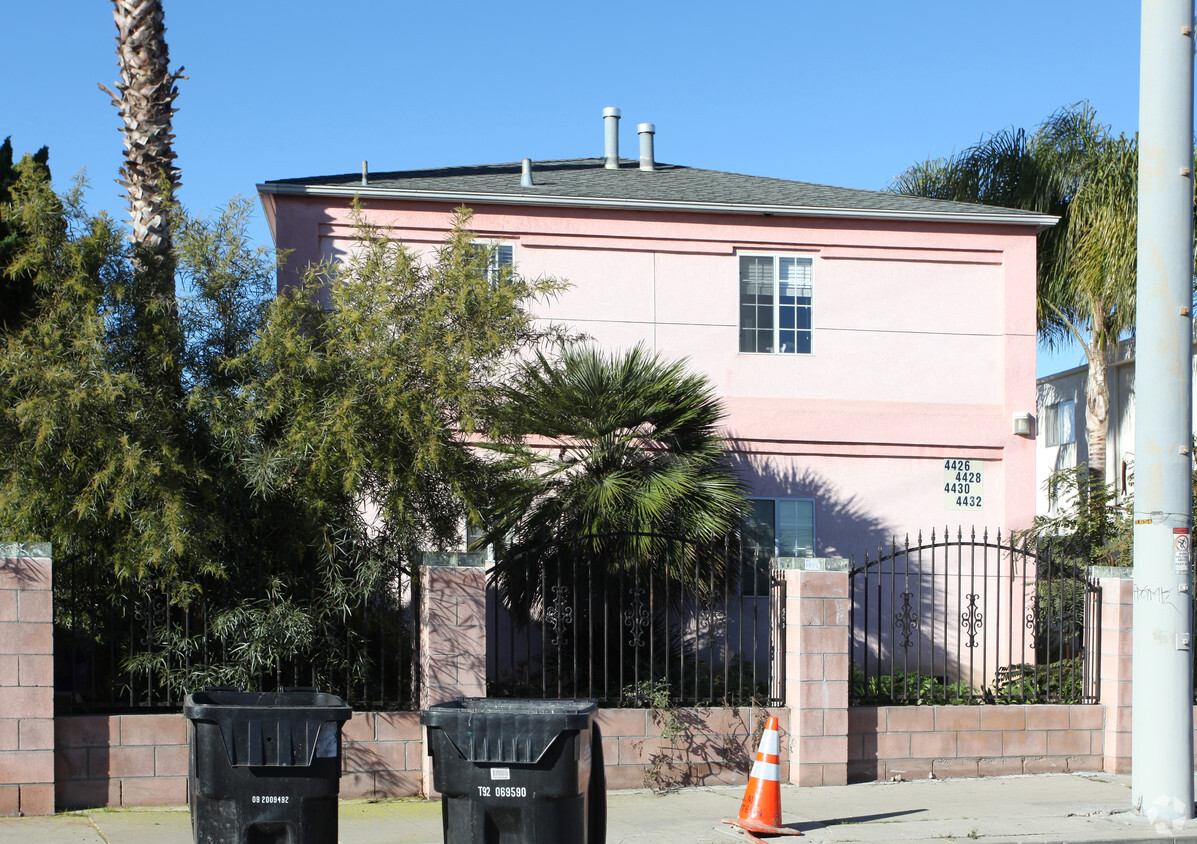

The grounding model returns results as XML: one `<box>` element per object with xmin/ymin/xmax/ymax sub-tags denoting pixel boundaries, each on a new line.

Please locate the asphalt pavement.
<box><xmin>2</xmin><ymin>773</ymin><xmax>1196</xmax><ymax>843</ymax></box>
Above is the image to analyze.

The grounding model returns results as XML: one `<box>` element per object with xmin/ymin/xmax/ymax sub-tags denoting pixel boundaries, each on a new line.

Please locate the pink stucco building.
<box><xmin>258</xmin><ymin>110</ymin><xmax>1055</xmax><ymax>564</ymax></box>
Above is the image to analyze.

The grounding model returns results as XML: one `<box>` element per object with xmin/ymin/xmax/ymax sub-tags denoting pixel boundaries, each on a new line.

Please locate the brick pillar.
<box><xmin>419</xmin><ymin>559</ymin><xmax>487</xmax><ymax>797</ymax></box>
<box><xmin>1096</xmin><ymin>573</ymin><xmax>1133</xmax><ymax>774</ymax></box>
<box><xmin>0</xmin><ymin>544</ymin><xmax>54</xmax><ymax>816</ymax></box>
<box><xmin>783</xmin><ymin>564</ymin><xmax>850</xmax><ymax>786</ymax></box>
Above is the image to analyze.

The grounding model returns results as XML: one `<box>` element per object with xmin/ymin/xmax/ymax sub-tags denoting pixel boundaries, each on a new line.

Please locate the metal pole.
<box><xmin>1134</xmin><ymin>0</ymin><xmax>1195</xmax><ymax>822</ymax></box>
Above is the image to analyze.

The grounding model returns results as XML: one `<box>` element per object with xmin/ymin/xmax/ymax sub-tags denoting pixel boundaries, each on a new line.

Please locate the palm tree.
<box><xmin>99</xmin><ymin>0</ymin><xmax>184</xmax><ymax>270</ymax></box>
<box><xmin>891</xmin><ymin>103</ymin><xmax>1138</xmax><ymax>487</ymax></box>
<box><xmin>99</xmin><ymin>0</ymin><xmax>186</xmax><ymax>390</ymax></box>
<box><xmin>478</xmin><ymin>343</ymin><xmax>749</xmax><ymax>621</ymax></box>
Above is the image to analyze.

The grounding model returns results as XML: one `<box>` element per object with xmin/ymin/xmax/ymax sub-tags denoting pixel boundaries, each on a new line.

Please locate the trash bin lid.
<box><xmin>421</xmin><ymin>698</ymin><xmax>597</xmax><ymax>764</ymax></box>
<box><xmin>184</xmin><ymin>690</ymin><xmax>352</xmax><ymax>767</ymax></box>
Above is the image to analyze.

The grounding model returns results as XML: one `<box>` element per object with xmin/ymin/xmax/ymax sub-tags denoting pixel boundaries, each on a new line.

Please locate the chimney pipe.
<box><xmin>520</xmin><ymin>158</ymin><xmax>534</xmax><ymax>188</ymax></box>
<box><xmin>637</xmin><ymin>123</ymin><xmax>655</xmax><ymax>171</ymax></box>
<box><xmin>362</xmin><ymin>160</ymin><xmax>368</xmax><ymax>186</ymax></box>
<box><xmin>603</xmin><ymin>107</ymin><xmax>620</xmax><ymax>169</ymax></box>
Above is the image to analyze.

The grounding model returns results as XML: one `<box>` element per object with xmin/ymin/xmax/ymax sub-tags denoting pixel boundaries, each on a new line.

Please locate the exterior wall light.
<box><xmin>1012</xmin><ymin>412</ymin><xmax>1035</xmax><ymax>437</ymax></box>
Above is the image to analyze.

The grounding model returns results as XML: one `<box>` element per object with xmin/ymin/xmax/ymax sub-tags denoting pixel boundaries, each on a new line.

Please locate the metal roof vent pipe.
<box><xmin>638</xmin><ymin>123</ymin><xmax>655</xmax><ymax>171</ymax></box>
<box><xmin>520</xmin><ymin>158</ymin><xmax>535</xmax><ymax>187</ymax></box>
<box><xmin>603</xmin><ymin>107</ymin><xmax>620</xmax><ymax>169</ymax></box>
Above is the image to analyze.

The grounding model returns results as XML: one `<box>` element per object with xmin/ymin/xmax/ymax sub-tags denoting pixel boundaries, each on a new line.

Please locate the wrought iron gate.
<box><xmin>849</xmin><ymin>528</ymin><xmax>1101</xmax><ymax>704</ymax></box>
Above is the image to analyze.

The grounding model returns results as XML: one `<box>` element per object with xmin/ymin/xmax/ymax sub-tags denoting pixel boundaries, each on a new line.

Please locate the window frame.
<box><xmin>1043</xmin><ymin>399</ymin><xmax>1076</xmax><ymax>447</ymax></box>
<box><xmin>742</xmin><ymin>497</ymin><xmax>817</xmax><ymax>596</ymax></box>
<box><xmin>470</xmin><ymin>240</ymin><xmax>514</xmax><ymax>286</ymax></box>
<box><xmin>737</xmin><ymin>252</ymin><xmax>815</xmax><ymax>356</ymax></box>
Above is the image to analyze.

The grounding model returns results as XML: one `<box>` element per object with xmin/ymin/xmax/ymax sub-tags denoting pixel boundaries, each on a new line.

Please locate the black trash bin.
<box><xmin>183</xmin><ymin>688</ymin><xmax>352</xmax><ymax>844</ymax></box>
<box><xmin>421</xmin><ymin>698</ymin><xmax>605</xmax><ymax>843</ymax></box>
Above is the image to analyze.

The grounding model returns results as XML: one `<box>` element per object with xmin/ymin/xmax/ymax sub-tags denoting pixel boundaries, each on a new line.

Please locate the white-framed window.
<box><xmin>743</xmin><ymin>498</ymin><xmax>816</xmax><ymax>596</ymax></box>
<box><xmin>739</xmin><ymin>254</ymin><xmax>813</xmax><ymax>355</ymax></box>
<box><xmin>1043</xmin><ymin>399</ymin><xmax>1076</xmax><ymax>447</ymax></box>
<box><xmin>464</xmin><ymin>520</ymin><xmax>496</xmax><ymax>565</ymax></box>
<box><xmin>470</xmin><ymin>242</ymin><xmax>513</xmax><ymax>285</ymax></box>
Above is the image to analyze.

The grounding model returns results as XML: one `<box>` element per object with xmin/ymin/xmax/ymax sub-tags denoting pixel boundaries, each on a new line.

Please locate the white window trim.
<box><xmin>737</xmin><ymin>251</ymin><xmax>816</xmax><ymax>356</ymax></box>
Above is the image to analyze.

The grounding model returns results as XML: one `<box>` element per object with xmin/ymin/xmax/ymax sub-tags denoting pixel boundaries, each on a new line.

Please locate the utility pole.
<box><xmin>1133</xmin><ymin>0</ymin><xmax>1195</xmax><ymax>824</ymax></box>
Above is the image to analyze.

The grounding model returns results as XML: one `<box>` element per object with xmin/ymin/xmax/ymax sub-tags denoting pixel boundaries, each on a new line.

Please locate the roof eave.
<box><xmin>256</xmin><ymin>182</ymin><xmax>1060</xmax><ymax>229</ymax></box>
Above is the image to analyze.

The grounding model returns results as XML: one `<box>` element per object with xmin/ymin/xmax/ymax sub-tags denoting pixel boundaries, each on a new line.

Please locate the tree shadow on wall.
<box><xmin>725</xmin><ymin>446</ymin><xmax>894</xmax><ymax>561</ymax></box>
<box><xmin>636</xmin><ymin>705</ymin><xmax>760</xmax><ymax>792</ymax></box>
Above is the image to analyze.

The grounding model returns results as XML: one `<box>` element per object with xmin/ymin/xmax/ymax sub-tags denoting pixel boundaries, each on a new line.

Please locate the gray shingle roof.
<box><xmin>260</xmin><ymin>158</ymin><xmax>1056</xmax><ymax>227</ymax></box>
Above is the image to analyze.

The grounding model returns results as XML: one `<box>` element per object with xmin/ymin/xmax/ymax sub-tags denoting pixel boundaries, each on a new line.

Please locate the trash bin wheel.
<box><xmin>588</xmin><ymin>722</ymin><xmax>606</xmax><ymax>844</ymax></box>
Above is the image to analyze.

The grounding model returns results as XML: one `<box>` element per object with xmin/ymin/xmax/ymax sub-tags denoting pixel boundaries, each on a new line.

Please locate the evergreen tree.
<box><xmin>0</xmin><ymin>162</ymin><xmax>565</xmax><ymax>697</ymax></box>
<box><xmin>0</xmin><ymin>136</ymin><xmax>50</xmax><ymax>332</ymax></box>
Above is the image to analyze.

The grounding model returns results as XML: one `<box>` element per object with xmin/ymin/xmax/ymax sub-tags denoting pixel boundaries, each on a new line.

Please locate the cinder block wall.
<box><xmin>5</xmin><ymin>558</ymin><xmax>1184</xmax><ymax>814</ymax></box>
<box><xmin>56</xmin><ymin>715</ymin><xmax>188</xmax><ymax>809</ymax></box>
<box><xmin>341</xmin><ymin>712</ymin><xmax>424</xmax><ymax>798</ymax></box>
<box><xmin>596</xmin><ymin>707</ymin><xmax>783</xmax><ymax>791</ymax></box>
<box><xmin>0</xmin><ymin>545</ymin><xmax>55</xmax><ymax>816</ymax></box>
<box><xmin>848</xmin><ymin>704</ymin><xmax>1104</xmax><ymax>781</ymax></box>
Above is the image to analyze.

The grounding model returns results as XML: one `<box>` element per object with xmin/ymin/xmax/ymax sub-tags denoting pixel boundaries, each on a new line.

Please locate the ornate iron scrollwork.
<box><xmin>698</xmin><ymin>599</ymin><xmax>727</xmax><ymax>639</ymax></box>
<box><xmin>1026</xmin><ymin>595</ymin><xmax>1041</xmax><ymax>650</ymax></box>
<box><xmin>544</xmin><ymin>584</ymin><xmax>573</xmax><ymax>647</ymax></box>
<box><xmin>132</xmin><ymin>592</ymin><xmax>167</xmax><ymax>649</ymax></box>
<box><xmin>624</xmin><ymin>587</ymin><xmax>650</xmax><ymax>648</ymax></box>
<box><xmin>894</xmin><ymin>590</ymin><xmax>918</xmax><ymax>648</ymax></box>
<box><xmin>961</xmin><ymin>593</ymin><xmax>983</xmax><ymax>649</ymax></box>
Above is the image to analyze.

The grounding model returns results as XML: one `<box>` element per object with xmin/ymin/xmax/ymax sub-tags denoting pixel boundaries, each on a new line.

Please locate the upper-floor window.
<box><xmin>1044</xmin><ymin>399</ymin><xmax>1076</xmax><ymax>447</ymax></box>
<box><xmin>742</xmin><ymin>498</ymin><xmax>816</xmax><ymax>596</ymax></box>
<box><xmin>471</xmin><ymin>242</ymin><xmax>513</xmax><ymax>285</ymax></box>
<box><xmin>739</xmin><ymin>254</ymin><xmax>813</xmax><ymax>355</ymax></box>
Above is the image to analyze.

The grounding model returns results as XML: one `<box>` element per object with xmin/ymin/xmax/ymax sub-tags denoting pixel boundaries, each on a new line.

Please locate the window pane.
<box><xmin>744</xmin><ymin>500</ymin><xmax>775</xmax><ymax>596</ymax></box>
<box><xmin>756</xmin><ymin>305</ymin><xmax>773</xmax><ymax>330</ymax></box>
<box><xmin>1058</xmin><ymin>400</ymin><xmax>1075</xmax><ymax>445</ymax></box>
<box><xmin>740</xmin><ymin>305</ymin><xmax>757</xmax><ymax>329</ymax></box>
<box><xmin>1044</xmin><ymin>401</ymin><xmax>1075</xmax><ymax>447</ymax></box>
<box><xmin>779</xmin><ymin>258</ymin><xmax>812</xmax><ymax>294</ymax></box>
<box><xmin>777</xmin><ymin>500</ymin><xmax>815</xmax><ymax>557</ymax></box>
<box><xmin>1044</xmin><ymin>404</ymin><xmax>1059</xmax><ymax>447</ymax></box>
<box><xmin>740</xmin><ymin>257</ymin><xmax>774</xmax><ymax>300</ymax></box>
<box><xmin>778</xmin><ymin>258</ymin><xmax>812</xmax><ymax>356</ymax></box>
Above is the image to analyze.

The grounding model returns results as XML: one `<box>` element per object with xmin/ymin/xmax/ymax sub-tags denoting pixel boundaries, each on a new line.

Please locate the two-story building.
<box><xmin>258</xmin><ymin>109</ymin><xmax>1054</xmax><ymax>567</ymax></box>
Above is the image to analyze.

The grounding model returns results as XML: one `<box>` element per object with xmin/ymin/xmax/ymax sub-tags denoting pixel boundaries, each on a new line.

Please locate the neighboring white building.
<box><xmin>1035</xmin><ymin>336</ymin><xmax>1197</xmax><ymax>515</ymax></box>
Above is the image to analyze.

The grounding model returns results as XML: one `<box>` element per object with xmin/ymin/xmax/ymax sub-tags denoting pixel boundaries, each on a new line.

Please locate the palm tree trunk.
<box><xmin>1084</xmin><ymin>349</ymin><xmax>1110</xmax><ymax>486</ymax></box>
<box><xmin>100</xmin><ymin>0</ymin><xmax>184</xmax><ymax>274</ymax></box>
<box><xmin>100</xmin><ymin>0</ymin><xmax>186</xmax><ymax>392</ymax></box>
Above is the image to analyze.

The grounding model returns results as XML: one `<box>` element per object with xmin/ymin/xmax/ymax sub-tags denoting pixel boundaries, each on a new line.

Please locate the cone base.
<box><xmin>720</xmin><ymin>816</ymin><xmax>803</xmax><ymax>836</ymax></box>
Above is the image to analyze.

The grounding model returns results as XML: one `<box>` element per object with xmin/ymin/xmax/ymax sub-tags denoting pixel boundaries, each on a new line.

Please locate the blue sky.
<box><xmin>5</xmin><ymin>1</ymin><xmax>1150</xmax><ymax>375</ymax></box>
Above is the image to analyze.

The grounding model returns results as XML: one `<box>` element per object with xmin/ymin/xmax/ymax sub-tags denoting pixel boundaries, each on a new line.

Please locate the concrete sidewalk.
<box><xmin>1</xmin><ymin>773</ymin><xmax>1195</xmax><ymax>843</ymax></box>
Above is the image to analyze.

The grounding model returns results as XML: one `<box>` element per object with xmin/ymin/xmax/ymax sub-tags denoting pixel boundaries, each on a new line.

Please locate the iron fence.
<box><xmin>850</xmin><ymin>528</ymin><xmax>1102</xmax><ymax>705</ymax></box>
<box><xmin>487</xmin><ymin>531</ymin><xmax>785</xmax><ymax>707</ymax></box>
<box><xmin>54</xmin><ymin>552</ymin><xmax>420</xmax><ymax>713</ymax></box>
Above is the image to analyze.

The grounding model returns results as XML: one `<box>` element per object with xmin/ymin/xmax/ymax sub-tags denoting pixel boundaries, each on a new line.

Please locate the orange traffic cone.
<box><xmin>720</xmin><ymin>716</ymin><xmax>801</xmax><ymax>838</ymax></box>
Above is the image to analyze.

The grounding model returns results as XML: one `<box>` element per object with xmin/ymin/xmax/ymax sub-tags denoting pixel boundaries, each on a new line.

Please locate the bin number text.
<box><xmin>251</xmin><ymin>795</ymin><xmax>290</xmax><ymax>804</ymax></box>
<box><xmin>477</xmin><ymin>786</ymin><xmax>527</xmax><ymax>798</ymax></box>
